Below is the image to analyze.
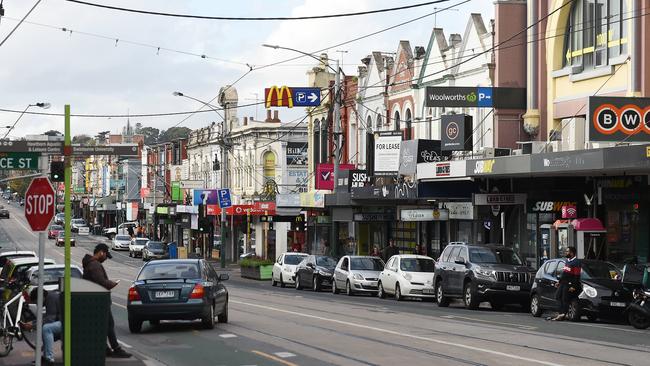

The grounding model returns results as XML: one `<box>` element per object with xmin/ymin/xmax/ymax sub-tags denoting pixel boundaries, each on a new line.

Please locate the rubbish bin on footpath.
<box><xmin>60</xmin><ymin>278</ymin><xmax>110</xmax><ymax>365</ymax></box>
<box><xmin>168</xmin><ymin>242</ymin><xmax>178</xmax><ymax>259</ymax></box>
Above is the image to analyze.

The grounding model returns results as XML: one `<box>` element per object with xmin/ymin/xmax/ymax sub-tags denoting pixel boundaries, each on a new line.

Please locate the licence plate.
<box><xmin>155</xmin><ymin>290</ymin><xmax>175</xmax><ymax>298</ymax></box>
<box><xmin>506</xmin><ymin>285</ymin><xmax>520</xmax><ymax>291</ymax></box>
<box><xmin>423</xmin><ymin>289</ymin><xmax>435</xmax><ymax>295</ymax></box>
<box><xmin>610</xmin><ymin>302</ymin><xmax>626</xmax><ymax>307</ymax></box>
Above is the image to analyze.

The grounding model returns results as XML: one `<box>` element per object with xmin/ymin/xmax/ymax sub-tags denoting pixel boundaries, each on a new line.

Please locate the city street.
<box><xmin>1</xmin><ymin>202</ymin><xmax>649</xmax><ymax>366</ymax></box>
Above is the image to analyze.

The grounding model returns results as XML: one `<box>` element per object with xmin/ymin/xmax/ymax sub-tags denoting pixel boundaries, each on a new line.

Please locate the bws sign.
<box><xmin>589</xmin><ymin>96</ymin><xmax>650</xmax><ymax>141</ymax></box>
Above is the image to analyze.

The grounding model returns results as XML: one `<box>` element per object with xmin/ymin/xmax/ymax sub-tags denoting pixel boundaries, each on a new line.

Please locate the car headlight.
<box><xmin>582</xmin><ymin>284</ymin><xmax>598</xmax><ymax>298</ymax></box>
<box><xmin>283</xmin><ymin>266</ymin><xmax>293</xmax><ymax>273</ymax></box>
<box><xmin>317</xmin><ymin>269</ymin><xmax>330</xmax><ymax>276</ymax></box>
<box><xmin>474</xmin><ymin>267</ymin><xmax>496</xmax><ymax>279</ymax></box>
<box><xmin>353</xmin><ymin>273</ymin><xmax>364</xmax><ymax>280</ymax></box>
<box><xmin>403</xmin><ymin>273</ymin><xmax>412</xmax><ymax>281</ymax></box>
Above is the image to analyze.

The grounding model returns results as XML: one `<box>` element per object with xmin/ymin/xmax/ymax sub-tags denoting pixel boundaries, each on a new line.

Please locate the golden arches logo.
<box><xmin>265</xmin><ymin>86</ymin><xmax>293</xmax><ymax>108</ymax></box>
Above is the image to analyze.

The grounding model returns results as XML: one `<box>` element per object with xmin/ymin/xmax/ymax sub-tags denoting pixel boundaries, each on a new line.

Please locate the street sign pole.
<box><xmin>331</xmin><ymin>59</ymin><xmax>341</xmax><ymax>258</ymax></box>
<box><xmin>34</xmin><ymin>156</ymin><xmax>49</xmax><ymax>366</ymax></box>
<box><xmin>63</xmin><ymin>105</ymin><xmax>71</xmax><ymax>366</ymax></box>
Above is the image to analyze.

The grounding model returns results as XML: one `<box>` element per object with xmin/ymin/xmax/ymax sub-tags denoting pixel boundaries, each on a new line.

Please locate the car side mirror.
<box><xmin>454</xmin><ymin>258</ymin><xmax>466</xmax><ymax>265</ymax></box>
<box><xmin>219</xmin><ymin>274</ymin><xmax>229</xmax><ymax>281</ymax></box>
<box><xmin>307</xmin><ymin>263</ymin><xmax>315</xmax><ymax>269</ymax></box>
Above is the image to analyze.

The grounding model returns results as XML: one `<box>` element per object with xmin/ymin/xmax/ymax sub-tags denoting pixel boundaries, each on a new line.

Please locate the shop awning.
<box><xmin>276</xmin><ymin>207</ymin><xmax>302</xmax><ymax>216</ymax></box>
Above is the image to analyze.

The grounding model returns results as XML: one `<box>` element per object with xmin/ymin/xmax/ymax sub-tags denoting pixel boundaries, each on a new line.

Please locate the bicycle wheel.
<box><xmin>0</xmin><ymin>328</ymin><xmax>14</xmax><ymax>357</ymax></box>
<box><xmin>21</xmin><ymin>308</ymin><xmax>37</xmax><ymax>350</ymax></box>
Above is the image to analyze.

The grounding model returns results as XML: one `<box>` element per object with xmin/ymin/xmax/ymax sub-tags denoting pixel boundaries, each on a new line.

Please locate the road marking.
<box><xmin>13</xmin><ymin>215</ymin><xmax>37</xmax><ymax>238</ymax></box>
<box><xmin>274</xmin><ymin>352</ymin><xmax>296</xmax><ymax>358</ymax></box>
<box><xmin>440</xmin><ymin>315</ymin><xmax>538</xmax><ymax>330</ymax></box>
<box><xmin>233</xmin><ymin>300</ymin><xmax>566</xmax><ymax>366</ymax></box>
<box><xmin>219</xmin><ymin>333</ymin><xmax>238</xmax><ymax>338</ymax></box>
<box><xmin>563</xmin><ymin>321</ymin><xmax>650</xmax><ymax>334</ymax></box>
<box><xmin>118</xmin><ymin>340</ymin><xmax>133</xmax><ymax>348</ymax></box>
<box><xmin>112</xmin><ymin>302</ymin><xmax>127</xmax><ymax>309</ymax></box>
<box><xmin>251</xmin><ymin>350</ymin><xmax>299</xmax><ymax>366</ymax></box>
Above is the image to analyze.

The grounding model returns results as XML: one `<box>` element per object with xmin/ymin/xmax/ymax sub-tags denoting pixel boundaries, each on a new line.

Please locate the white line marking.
<box><xmin>219</xmin><ymin>333</ymin><xmax>238</xmax><ymax>338</ymax></box>
<box><xmin>112</xmin><ymin>302</ymin><xmax>127</xmax><ymax>309</ymax></box>
<box><xmin>118</xmin><ymin>340</ymin><xmax>133</xmax><ymax>348</ymax></box>
<box><xmin>274</xmin><ymin>352</ymin><xmax>296</xmax><ymax>358</ymax></box>
<box><xmin>231</xmin><ymin>299</ymin><xmax>566</xmax><ymax>366</ymax></box>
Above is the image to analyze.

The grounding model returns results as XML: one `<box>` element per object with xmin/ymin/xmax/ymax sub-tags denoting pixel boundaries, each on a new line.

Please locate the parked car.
<box><xmin>142</xmin><ymin>241</ymin><xmax>168</xmax><ymax>261</ymax></box>
<box><xmin>55</xmin><ymin>231</ymin><xmax>75</xmax><ymax>247</ymax></box>
<box><xmin>25</xmin><ymin>264</ymin><xmax>83</xmax><ymax>301</ymax></box>
<box><xmin>271</xmin><ymin>252</ymin><xmax>308</xmax><ymax>287</ymax></box>
<box><xmin>434</xmin><ymin>244</ymin><xmax>536</xmax><ymax>310</ymax></box>
<box><xmin>129</xmin><ymin>237</ymin><xmax>149</xmax><ymax>258</ymax></box>
<box><xmin>333</xmin><ymin>256</ymin><xmax>385</xmax><ymax>296</ymax></box>
<box><xmin>126</xmin><ymin>259</ymin><xmax>229</xmax><ymax>333</ymax></box>
<box><xmin>530</xmin><ymin>258</ymin><xmax>632</xmax><ymax>321</ymax></box>
<box><xmin>48</xmin><ymin>225</ymin><xmax>64</xmax><ymax>239</ymax></box>
<box><xmin>378</xmin><ymin>255</ymin><xmax>436</xmax><ymax>301</ymax></box>
<box><xmin>112</xmin><ymin>235</ymin><xmax>132</xmax><ymax>251</ymax></box>
<box><xmin>294</xmin><ymin>255</ymin><xmax>337</xmax><ymax>292</ymax></box>
<box><xmin>0</xmin><ymin>250</ymin><xmax>36</xmax><ymax>273</ymax></box>
<box><xmin>54</xmin><ymin>213</ymin><xmax>65</xmax><ymax>225</ymax></box>
<box><xmin>0</xmin><ymin>257</ymin><xmax>55</xmax><ymax>300</ymax></box>
<box><xmin>70</xmin><ymin>218</ymin><xmax>87</xmax><ymax>233</ymax></box>
<box><xmin>0</xmin><ymin>209</ymin><xmax>9</xmax><ymax>219</ymax></box>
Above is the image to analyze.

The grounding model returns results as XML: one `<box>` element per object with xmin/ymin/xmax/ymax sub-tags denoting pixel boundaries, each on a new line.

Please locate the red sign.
<box><xmin>140</xmin><ymin>187</ymin><xmax>151</xmax><ymax>198</ymax></box>
<box><xmin>206</xmin><ymin>202</ymin><xmax>276</xmax><ymax>216</ymax></box>
<box><xmin>24</xmin><ymin>177</ymin><xmax>56</xmax><ymax>231</ymax></box>
<box><xmin>562</xmin><ymin>205</ymin><xmax>577</xmax><ymax>219</ymax></box>
<box><xmin>316</xmin><ymin>163</ymin><xmax>356</xmax><ymax>190</ymax></box>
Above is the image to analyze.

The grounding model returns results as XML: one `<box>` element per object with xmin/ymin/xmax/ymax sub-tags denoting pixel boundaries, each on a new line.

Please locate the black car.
<box><xmin>0</xmin><ymin>209</ymin><xmax>9</xmax><ymax>219</ymax></box>
<box><xmin>294</xmin><ymin>255</ymin><xmax>337</xmax><ymax>292</ymax></box>
<box><xmin>434</xmin><ymin>244</ymin><xmax>536</xmax><ymax>310</ymax></box>
<box><xmin>530</xmin><ymin>258</ymin><xmax>632</xmax><ymax>321</ymax></box>
<box><xmin>127</xmin><ymin>259</ymin><xmax>229</xmax><ymax>333</ymax></box>
<box><xmin>142</xmin><ymin>241</ymin><xmax>168</xmax><ymax>261</ymax></box>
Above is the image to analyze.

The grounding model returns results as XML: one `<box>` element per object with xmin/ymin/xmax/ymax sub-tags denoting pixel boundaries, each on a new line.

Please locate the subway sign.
<box><xmin>425</xmin><ymin>87</ymin><xmax>526</xmax><ymax>108</ymax></box>
<box><xmin>589</xmin><ymin>96</ymin><xmax>650</xmax><ymax>142</ymax></box>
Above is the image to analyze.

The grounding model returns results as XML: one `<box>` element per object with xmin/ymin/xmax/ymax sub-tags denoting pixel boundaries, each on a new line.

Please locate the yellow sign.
<box><xmin>265</xmin><ymin>85</ymin><xmax>293</xmax><ymax>108</ymax></box>
<box><xmin>646</xmin><ymin>146</ymin><xmax>650</xmax><ymax>158</ymax></box>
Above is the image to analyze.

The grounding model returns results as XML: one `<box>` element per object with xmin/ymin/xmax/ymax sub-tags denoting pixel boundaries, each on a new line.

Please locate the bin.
<box><xmin>168</xmin><ymin>242</ymin><xmax>178</xmax><ymax>259</ymax></box>
<box><xmin>61</xmin><ymin>278</ymin><xmax>110</xmax><ymax>366</ymax></box>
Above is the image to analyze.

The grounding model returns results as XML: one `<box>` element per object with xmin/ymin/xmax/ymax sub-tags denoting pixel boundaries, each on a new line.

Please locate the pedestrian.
<box><xmin>20</xmin><ymin>290</ymin><xmax>61</xmax><ymax>365</ymax></box>
<box><xmin>127</xmin><ymin>225</ymin><xmax>134</xmax><ymax>238</ymax></box>
<box><xmin>82</xmin><ymin>244</ymin><xmax>132</xmax><ymax>358</ymax></box>
<box><xmin>370</xmin><ymin>245</ymin><xmax>381</xmax><ymax>257</ymax></box>
<box><xmin>413</xmin><ymin>245</ymin><xmax>422</xmax><ymax>255</ymax></box>
<box><xmin>382</xmin><ymin>239</ymin><xmax>400</xmax><ymax>261</ymax></box>
<box><xmin>552</xmin><ymin>246</ymin><xmax>582</xmax><ymax>321</ymax></box>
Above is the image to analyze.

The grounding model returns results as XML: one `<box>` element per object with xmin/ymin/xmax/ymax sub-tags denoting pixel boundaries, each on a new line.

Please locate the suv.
<box><xmin>433</xmin><ymin>244</ymin><xmax>535</xmax><ymax>310</ymax></box>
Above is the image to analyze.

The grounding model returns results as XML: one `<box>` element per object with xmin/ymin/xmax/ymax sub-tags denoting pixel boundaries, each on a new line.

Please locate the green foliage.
<box><xmin>139</xmin><ymin>126</ymin><xmax>160</xmax><ymax>145</ymax></box>
<box><xmin>72</xmin><ymin>134</ymin><xmax>95</xmax><ymax>145</ymax></box>
<box><xmin>240</xmin><ymin>257</ymin><xmax>274</xmax><ymax>268</ymax></box>
<box><xmin>43</xmin><ymin>130</ymin><xmax>62</xmax><ymax>137</ymax></box>
<box><xmin>158</xmin><ymin>127</ymin><xmax>191</xmax><ymax>143</ymax></box>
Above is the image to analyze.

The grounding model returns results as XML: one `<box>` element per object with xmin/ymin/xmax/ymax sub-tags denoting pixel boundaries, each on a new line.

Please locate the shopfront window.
<box><xmin>390</xmin><ymin>221</ymin><xmax>416</xmax><ymax>253</ymax></box>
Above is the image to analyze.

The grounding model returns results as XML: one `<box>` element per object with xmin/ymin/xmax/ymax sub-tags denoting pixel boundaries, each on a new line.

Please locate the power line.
<box><xmin>65</xmin><ymin>0</ymin><xmax>453</xmax><ymax>21</ymax></box>
<box><xmin>0</xmin><ymin>0</ymin><xmax>42</xmax><ymax>48</ymax></box>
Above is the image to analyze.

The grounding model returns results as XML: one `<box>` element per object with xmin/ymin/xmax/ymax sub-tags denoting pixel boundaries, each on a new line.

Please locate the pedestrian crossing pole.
<box><xmin>63</xmin><ymin>105</ymin><xmax>72</xmax><ymax>366</ymax></box>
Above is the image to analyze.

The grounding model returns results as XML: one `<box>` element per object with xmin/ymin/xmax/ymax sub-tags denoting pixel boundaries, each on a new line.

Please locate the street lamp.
<box><xmin>2</xmin><ymin>102</ymin><xmax>51</xmax><ymax>139</ymax></box>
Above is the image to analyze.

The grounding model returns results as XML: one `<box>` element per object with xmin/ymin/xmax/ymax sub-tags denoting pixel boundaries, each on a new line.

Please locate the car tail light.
<box><xmin>128</xmin><ymin>286</ymin><xmax>141</xmax><ymax>301</ymax></box>
<box><xmin>190</xmin><ymin>283</ymin><xmax>204</xmax><ymax>299</ymax></box>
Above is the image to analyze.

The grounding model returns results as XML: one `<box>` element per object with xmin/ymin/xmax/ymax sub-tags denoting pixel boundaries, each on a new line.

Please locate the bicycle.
<box><xmin>0</xmin><ymin>279</ymin><xmax>38</xmax><ymax>356</ymax></box>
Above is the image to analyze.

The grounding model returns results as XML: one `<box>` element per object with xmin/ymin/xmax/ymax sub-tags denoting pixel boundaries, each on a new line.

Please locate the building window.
<box><xmin>376</xmin><ymin>114</ymin><xmax>383</xmax><ymax>130</ymax></box>
<box><xmin>404</xmin><ymin>108</ymin><xmax>412</xmax><ymax>140</ymax></box>
<box><xmin>563</xmin><ymin>0</ymin><xmax>628</xmax><ymax>71</ymax></box>
<box><xmin>366</xmin><ymin>116</ymin><xmax>372</xmax><ymax>132</ymax></box>
<box><xmin>393</xmin><ymin>110</ymin><xmax>400</xmax><ymax>132</ymax></box>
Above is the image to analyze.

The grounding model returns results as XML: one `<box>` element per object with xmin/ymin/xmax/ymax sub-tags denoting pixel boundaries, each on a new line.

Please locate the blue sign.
<box><xmin>292</xmin><ymin>88</ymin><xmax>321</xmax><ymax>107</ymax></box>
<box><xmin>217</xmin><ymin>188</ymin><xmax>232</xmax><ymax>208</ymax></box>
<box><xmin>192</xmin><ymin>189</ymin><xmax>218</xmax><ymax>205</ymax></box>
<box><xmin>477</xmin><ymin>87</ymin><xmax>493</xmax><ymax>107</ymax></box>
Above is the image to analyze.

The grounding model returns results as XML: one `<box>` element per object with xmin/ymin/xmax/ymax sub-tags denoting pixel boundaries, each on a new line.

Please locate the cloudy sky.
<box><xmin>0</xmin><ymin>0</ymin><xmax>493</xmax><ymax>139</ymax></box>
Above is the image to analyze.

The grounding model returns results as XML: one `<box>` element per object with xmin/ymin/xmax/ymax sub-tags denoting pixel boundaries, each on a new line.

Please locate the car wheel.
<box><xmin>295</xmin><ymin>275</ymin><xmax>302</xmax><ymax>290</ymax></box>
<box><xmin>149</xmin><ymin>320</ymin><xmax>160</xmax><ymax>327</ymax></box>
<box><xmin>628</xmin><ymin>309</ymin><xmax>650</xmax><ymax>329</ymax></box>
<box><xmin>202</xmin><ymin>303</ymin><xmax>215</xmax><ymax>329</ymax></box>
<box><xmin>395</xmin><ymin>283</ymin><xmax>402</xmax><ymax>301</ymax></box>
<box><xmin>128</xmin><ymin>317</ymin><xmax>142</xmax><ymax>333</ymax></box>
<box><xmin>280</xmin><ymin>274</ymin><xmax>286</xmax><ymax>288</ymax></box>
<box><xmin>346</xmin><ymin>280</ymin><xmax>353</xmax><ymax>296</ymax></box>
<box><xmin>586</xmin><ymin>314</ymin><xmax>598</xmax><ymax>322</ymax></box>
<box><xmin>436</xmin><ymin>281</ymin><xmax>449</xmax><ymax>307</ymax></box>
<box><xmin>530</xmin><ymin>294</ymin><xmax>543</xmax><ymax>317</ymax></box>
<box><xmin>566</xmin><ymin>299</ymin><xmax>581</xmax><ymax>321</ymax></box>
<box><xmin>378</xmin><ymin>282</ymin><xmax>386</xmax><ymax>299</ymax></box>
<box><xmin>332</xmin><ymin>280</ymin><xmax>339</xmax><ymax>294</ymax></box>
<box><xmin>129</xmin><ymin>251</ymin><xmax>132</xmax><ymax>258</ymax></box>
<box><xmin>218</xmin><ymin>299</ymin><xmax>228</xmax><ymax>324</ymax></box>
<box><xmin>463</xmin><ymin>282</ymin><xmax>480</xmax><ymax>310</ymax></box>
<box><xmin>312</xmin><ymin>276</ymin><xmax>321</xmax><ymax>292</ymax></box>
<box><xmin>272</xmin><ymin>275</ymin><xmax>277</xmax><ymax>287</ymax></box>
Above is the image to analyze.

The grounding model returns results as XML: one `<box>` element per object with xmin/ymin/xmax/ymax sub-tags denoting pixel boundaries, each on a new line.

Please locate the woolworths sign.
<box><xmin>425</xmin><ymin>87</ymin><xmax>525</xmax><ymax>109</ymax></box>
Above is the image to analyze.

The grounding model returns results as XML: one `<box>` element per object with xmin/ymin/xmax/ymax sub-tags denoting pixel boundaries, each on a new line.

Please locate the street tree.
<box><xmin>159</xmin><ymin>127</ymin><xmax>191</xmax><ymax>143</ymax></box>
<box><xmin>139</xmin><ymin>126</ymin><xmax>160</xmax><ymax>145</ymax></box>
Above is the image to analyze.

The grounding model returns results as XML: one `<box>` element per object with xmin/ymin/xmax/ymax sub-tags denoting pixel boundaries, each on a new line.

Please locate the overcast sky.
<box><xmin>0</xmin><ymin>0</ymin><xmax>493</xmax><ymax>139</ymax></box>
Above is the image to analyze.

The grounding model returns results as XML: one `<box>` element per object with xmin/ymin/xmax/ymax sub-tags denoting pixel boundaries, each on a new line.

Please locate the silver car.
<box><xmin>332</xmin><ymin>256</ymin><xmax>385</xmax><ymax>296</ymax></box>
<box><xmin>112</xmin><ymin>234</ymin><xmax>132</xmax><ymax>250</ymax></box>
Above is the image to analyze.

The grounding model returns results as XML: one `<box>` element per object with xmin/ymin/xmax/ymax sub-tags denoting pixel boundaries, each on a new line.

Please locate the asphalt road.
<box><xmin>1</xmin><ymin>200</ymin><xmax>649</xmax><ymax>366</ymax></box>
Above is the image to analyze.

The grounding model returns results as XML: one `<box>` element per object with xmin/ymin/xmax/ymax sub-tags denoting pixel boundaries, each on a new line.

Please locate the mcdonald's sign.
<box><xmin>265</xmin><ymin>85</ymin><xmax>293</xmax><ymax>108</ymax></box>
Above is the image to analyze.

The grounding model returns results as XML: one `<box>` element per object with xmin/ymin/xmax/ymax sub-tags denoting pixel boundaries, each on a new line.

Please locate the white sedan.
<box><xmin>129</xmin><ymin>237</ymin><xmax>149</xmax><ymax>258</ymax></box>
<box><xmin>112</xmin><ymin>234</ymin><xmax>132</xmax><ymax>250</ymax></box>
<box><xmin>378</xmin><ymin>255</ymin><xmax>436</xmax><ymax>301</ymax></box>
<box><xmin>271</xmin><ymin>252</ymin><xmax>308</xmax><ymax>287</ymax></box>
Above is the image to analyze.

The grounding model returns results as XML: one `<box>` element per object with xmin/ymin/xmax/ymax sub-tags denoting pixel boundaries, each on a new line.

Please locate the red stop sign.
<box><xmin>24</xmin><ymin>177</ymin><xmax>56</xmax><ymax>231</ymax></box>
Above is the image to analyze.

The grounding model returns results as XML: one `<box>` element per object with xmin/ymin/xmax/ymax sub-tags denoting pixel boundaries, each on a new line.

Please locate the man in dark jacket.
<box><xmin>552</xmin><ymin>246</ymin><xmax>582</xmax><ymax>321</ymax></box>
<box><xmin>382</xmin><ymin>239</ymin><xmax>400</xmax><ymax>262</ymax></box>
<box><xmin>82</xmin><ymin>244</ymin><xmax>131</xmax><ymax>358</ymax></box>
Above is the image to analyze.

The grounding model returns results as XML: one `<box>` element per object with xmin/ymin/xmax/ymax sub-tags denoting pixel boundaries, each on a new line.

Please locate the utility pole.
<box><xmin>220</xmin><ymin>101</ymin><xmax>229</xmax><ymax>269</ymax></box>
<box><xmin>330</xmin><ymin>59</ymin><xmax>341</xmax><ymax>257</ymax></box>
<box><xmin>63</xmin><ymin>105</ymin><xmax>72</xmax><ymax>366</ymax></box>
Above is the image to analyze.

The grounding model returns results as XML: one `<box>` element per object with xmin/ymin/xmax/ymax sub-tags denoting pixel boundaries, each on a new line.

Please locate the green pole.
<box><xmin>63</xmin><ymin>105</ymin><xmax>71</xmax><ymax>366</ymax></box>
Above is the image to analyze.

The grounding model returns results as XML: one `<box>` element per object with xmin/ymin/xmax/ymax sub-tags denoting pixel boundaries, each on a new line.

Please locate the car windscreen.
<box><xmin>50</xmin><ymin>225</ymin><xmax>63</xmax><ymax>230</ymax></box>
<box><xmin>469</xmin><ymin>248</ymin><xmax>523</xmax><ymax>265</ymax></box>
<box><xmin>31</xmin><ymin>268</ymin><xmax>82</xmax><ymax>285</ymax></box>
<box><xmin>399</xmin><ymin>258</ymin><xmax>435</xmax><ymax>272</ymax></box>
<box><xmin>582</xmin><ymin>261</ymin><xmax>620</xmax><ymax>280</ymax></box>
<box><xmin>138</xmin><ymin>263</ymin><xmax>201</xmax><ymax>280</ymax></box>
<box><xmin>0</xmin><ymin>254</ymin><xmax>34</xmax><ymax>267</ymax></box>
<box><xmin>147</xmin><ymin>242</ymin><xmax>165</xmax><ymax>250</ymax></box>
<box><xmin>284</xmin><ymin>255</ymin><xmax>305</xmax><ymax>265</ymax></box>
<box><xmin>315</xmin><ymin>256</ymin><xmax>337</xmax><ymax>267</ymax></box>
<box><xmin>115</xmin><ymin>235</ymin><xmax>131</xmax><ymax>241</ymax></box>
<box><xmin>134</xmin><ymin>239</ymin><xmax>148</xmax><ymax>245</ymax></box>
<box><xmin>351</xmin><ymin>258</ymin><xmax>384</xmax><ymax>271</ymax></box>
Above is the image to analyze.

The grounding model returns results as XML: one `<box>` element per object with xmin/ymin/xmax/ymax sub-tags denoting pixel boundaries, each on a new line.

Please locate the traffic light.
<box><xmin>50</xmin><ymin>161</ymin><xmax>65</xmax><ymax>182</ymax></box>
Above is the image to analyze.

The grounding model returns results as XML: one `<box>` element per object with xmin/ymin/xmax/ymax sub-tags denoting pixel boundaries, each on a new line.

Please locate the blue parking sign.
<box><xmin>291</xmin><ymin>87</ymin><xmax>321</xmax><ymax>107</ymax></box>
<box><xmin>217</xmin><ymin>189</ymin><xmax>232</xmax><ymax>208</ymax></box>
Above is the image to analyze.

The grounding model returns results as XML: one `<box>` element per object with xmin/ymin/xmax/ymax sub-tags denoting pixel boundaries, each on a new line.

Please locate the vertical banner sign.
<box><xmin>441</xmin><ymin>114</ymin><xmax>473</xmax><ymax>151</ymax></box>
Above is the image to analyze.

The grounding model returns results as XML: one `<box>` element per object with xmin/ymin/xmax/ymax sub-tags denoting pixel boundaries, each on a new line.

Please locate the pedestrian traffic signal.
<box><xmin>50</xmin><ymin>161</ymin><xmax>64</xmax><ymax>182</ymax></box>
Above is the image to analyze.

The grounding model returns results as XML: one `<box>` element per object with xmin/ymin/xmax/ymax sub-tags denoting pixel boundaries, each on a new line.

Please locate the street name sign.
<box><xmin>0</xmin><ymin>152</ymin><xmax>39</xmax><ymax>170</ymax></box>
<box><xmin>0</xmin><ymin>140</ymin><xmax>139</xmax><ymax>156</ymax></box>
<box><xmin>24</xmin><ymin>177</ymin><xmax>56</xmax><ymax>231</ymax></box>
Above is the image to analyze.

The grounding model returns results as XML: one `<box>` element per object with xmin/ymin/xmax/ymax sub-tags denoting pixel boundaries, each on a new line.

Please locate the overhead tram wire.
<box><xmin>64</xmin><ymin>0</ymin><xmax>453</xmax><ymax>21</ymax></box>
<box><xmin>0</xmin><ymin>0</ymin><xmax>43</xmax><ymax>48</ymax></box>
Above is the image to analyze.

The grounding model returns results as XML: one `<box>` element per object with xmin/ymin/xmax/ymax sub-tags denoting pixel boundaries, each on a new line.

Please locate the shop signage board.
<box><xmin>473</xmin><ymin>193</ymin><xmax>526</xmax><ymax>206</ymax></box>
<box><xmin>353</xmin><ymin>213</ymin><xmax>395</xmax><ymax>222</ymax></box>
<box><xmin>588</xmin><ymin>96</ymin><xmax>650</xmax><ymax>142</ymax></box>
<box><xmin>399</xmin><ymin>208</ymin><xmax>449</xmax><ymax>222</ymax></box>
<box><xmin>175</xmin><ymin>205</ymin><xmax>199</xmax><ymax>214</ymax></box>
<box><xmin>528</xmin><ymin>200</ymin><xmax>578</xmax><ymax>213</ymax></box>
<box><xmin>443</xmin><ymin>202</ymin><xmax>475</xmax><ymax>220</ymax></box>
<box><xmin>0</xmin><ymin>152</ymin><xmax>39</xmax><ymax>170</ymax></box>
<box><xmin>468</xmin><ymin>155</ymin><xmax>531</xmax><ymax>176</ymax></box>
<box><xmin>206</xmin><ymin>202</ymin><xmax>276</xmax><ymax>216</ymax></box>
<box><xmin>171</xmin><ymin>182</ymin><xmax>182</xmax><ymax>201</ymax></box>
<box><xmin>192</xmin><ymin>189</ymin><xmax>219</xmax><ymax>205</ymax></box>
<box><xmin>425</xmin><ymin>86</ymin><xmax>526</xmax><ymax>109</ymax></box>
<box><xmin>276</xmin><ymin>193</ymin><xmax>301</xmax><ymax>207</ymax></box>
<box><xmin>530</xmin><ymin>150</ymin><xmax>603</xmax><ymax>173</ymax></box>
<box><xmin>351</xmin><ymin>181</ymin><xmax>418</xmax><ymax>200</ymax></box>
<box><xmin>398</xmin><ymin>140</ymin><xmax>446</xmax><ymax>175</ymax></box>
<box><xmin>300</xmin><ymin>191</ymin><xmax>326</xmax><ymax>208</ymax></box>
<box><xmin>348</xmin><ymin>170</ymin><xmax>370</xmax><ymax>189</ymax></box>
<box><xmin>417</xmin><ymin>160</ymin><xmax>467</xmax><ymax>180</ymax></box>
<box><xmin>286</xmin><ymin>142</ymin><xmax>308</xmax><ymax>165</ymax></box>
<box><xmin>265</xmin><ymin>86</ymin><xmax>321</xmax><ymax>108</ymax></box>
<box><xmin>441</xmin><ymin>114</ymin><xmax>472</xmax><ymax>151</ymax></box>
<box><xmin>374</xmin><ymin>132</ymin><xmax>402</xmax><ymax>175</ymax></box>
<box><xmin>315</xmin><ymin>163</ymin><xmax>355</xmax><ymax>190</ymax></box>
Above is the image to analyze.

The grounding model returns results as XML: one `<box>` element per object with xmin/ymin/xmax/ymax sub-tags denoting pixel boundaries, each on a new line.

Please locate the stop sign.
<box><xmin>24</xmin><ymin>177</ymin><xmax>56</xmax><ymax>231</ymax></box>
